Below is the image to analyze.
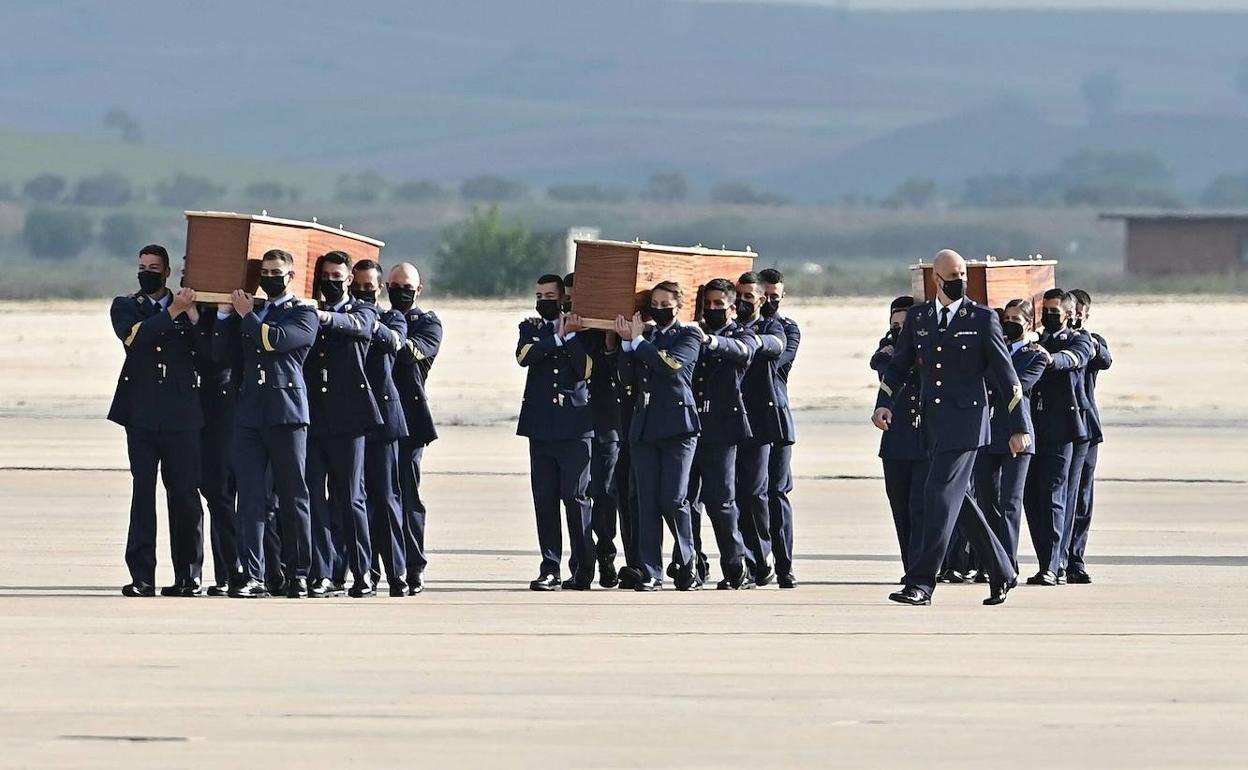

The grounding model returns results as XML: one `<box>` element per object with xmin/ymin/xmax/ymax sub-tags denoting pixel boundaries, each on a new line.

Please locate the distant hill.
<box><xmin>2</xmin><ymin>1</ymin><xmax>1248</xmax><ymax>199</ymax></box>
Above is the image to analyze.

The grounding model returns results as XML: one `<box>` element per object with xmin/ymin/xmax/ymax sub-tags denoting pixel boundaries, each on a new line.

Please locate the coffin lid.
<box><xmin>575</xmin><ymin>238</ymin><xmax>755</xmax><ymax>259</ymax></box>
<box><xmin>184</xmin><ymin>210</ymin><xmax>385</xmax><ymax>248</ymax></box>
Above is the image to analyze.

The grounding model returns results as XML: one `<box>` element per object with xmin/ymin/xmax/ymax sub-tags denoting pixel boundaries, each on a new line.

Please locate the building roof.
<box><xmin>1099</xmin><ymin>210</ymin><xmax>1248</xmax><ymax>223</ymax></box>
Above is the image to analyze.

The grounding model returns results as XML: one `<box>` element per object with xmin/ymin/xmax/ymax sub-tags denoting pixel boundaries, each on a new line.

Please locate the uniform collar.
<box><xmin>1010</xmin><ymin>339</ymin><xmax>1028</xmax><ymax>354</ymax></box>
<box><xmin>936</xmin><ymin>295</ymin><xmax>965</xmax><ymax>316</ymax></box>
<box><xmin>324</xmin><ymin>296</ymin><xmax>349</xmax><ymax>312</ymax></box>
<box><xmin>267</xmin><ymin>293</ymin><xmax>293</xmax><ymax>309</ymax></box>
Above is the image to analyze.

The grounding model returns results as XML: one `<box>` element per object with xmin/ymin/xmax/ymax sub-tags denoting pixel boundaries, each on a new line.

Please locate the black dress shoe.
<box><xmin>1055</xmin><ymin>568</ymin><xmax>1068</xmax><ymax>585</ymax></box>
<box><xmin>408</xmin><ymin>573</ymin><xmax>424</xmax><ymax>595</ymax></box>
<box><xmin>634</xmin><ymin>577</ymin><xmax>662</xmax><ymax>592</ymax></box>
<box><xmin>561</xmin><ymin>577</ymin><xmax>592</xmax><ymax>591</ymax></box>
<box><xmin>674</xmin><ymin>559</ymin><xmax>702</xmax><ymax>591</ymax></box>
<box><xmin>695</xmin><ymin>552</ymin><xmax>710</xmax><ymax>584</ymax></box>
<box><xmin>777</xmin><ymin>573</ymin><xmax>798</xmax><ymax>589</ymax></box>
<box><xmin>348</xmin><ymin>580</ymin><xmax>376</xmax><ymax>598</ymax></box>
<box><xmin>266</xmin><ymin>579</ymin><xmax>287</xmax><ymax>597</ymax></box>
<box><xmin>665</xmin><ymin>562</ymin><xmax>680</xmax><ymax>580</ymax></box>
<box><xmin>529</xmin><ymin>574</ymin><xmax>561</xmax><ymax>591</ymax></box>
<box><xmin>1066</xmin><ymin>569</ymin><xmax>1092</xmax><ymax>584</ymax></box>
<box><xmin>121</xmin><ymin>581</ymin><xmax>155</xmax><ymax>598</ymax></box>
<box><xmin>598</xmin><ymin>557</ymin><xmax>619</xmax><ymax>588</ymax></box>
<box><xmin>754</xmin><ymin>564</ymin><xmax>775</xmax><ymax>587</ymax></box>
<box><xmin>973</xmin><ymin>570</ymin><xmax>989</xmax><ymax>584</ymax></box>
<box><xmin>206</xmin><ymin>583</ymin><xmax>229</xmax><ymax>597</ymax></box>
<box><xmin>616</xmin><ymin>566</ymin><xmax>641</xmax><ymax>590</ymax></box>
<box><xmin>286</xmin><ymin>577</ymin><xmax>308</xmax><ymax>598</ymax></box>
<box><xmin>984</xmin><ymin>581</ymin><xmax>1009</xmax><ymax>606</ymax></box>
<box><xmin>228</xmin><ymin>579</ymin><xmax>269</xmax><ymax>598</ymax></box>
<box><xmin>940</xmin><ymin>569</ymin><xmax>966</xmax><ymax>584</ymax></box>
<box><xmin>161</xmin><ymin>580</ymin><xmax>201</xmax><ymax>597</ymax></box>
<box><xmin>1026</xmin><ymin>571</ymin><xmax>1058</xmax><ymax>586</ymax></box>
<box><xmin>388</xmin><ymin>579</ymin><xmax>408</xmax><ymax>597</ymax></box>
<box><xmin>888</xmin><ymin>586</ymin><xmax>931</xmax><ymax>605</ymax></box>
<box><xmin>309</xmin><ymin>578</ymin><xmax>341</xmax><ymax>598</ymax></box>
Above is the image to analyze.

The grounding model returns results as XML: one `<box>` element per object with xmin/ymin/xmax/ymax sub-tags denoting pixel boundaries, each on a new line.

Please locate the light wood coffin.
<box><xmin>183</xmin><ymin>211</ymin><xmax>385</xmax><ymax>302</ymax></box>
<box><xmin>911</xmin><ymin>258</ymin><xmax>1057</xmax><ymax>319</ymax></box>
<box><xmin>571</xmin><ymin>240</ymin><xmax>757</xmax><ymax>330</ymax></box>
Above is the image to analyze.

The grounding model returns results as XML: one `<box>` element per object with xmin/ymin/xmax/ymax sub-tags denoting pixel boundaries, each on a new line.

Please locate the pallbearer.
<box><xmin>197</xmin><ymin>295</ymin><xmax>242</xmax><ymax>595</ymax></box>
<box><xmin>733</xmin><ymin>272</ymin><xmax>788</xmax><ymax>586</ymax></box>
<box><xmin>353</xmin><ymin>260</ymin><xmax>411</xmax><ymax>596</ymax></box>
<box><xmin>109</xmin><ymin>244</ymin><xmax>205</xmax><ymax>597</ymax></box>
<box><xmin>871</xmin><ymin>295</ymin><xmax>926</xmax><ymax>574</ymax></box>
<box><xmin>872</xmin><ymin>249</ymin><xmax>1024</xmax><ymax>606</ymax></box>
<box><xmin>1066</xmin><ymin>289</ymin><xmax>1112</xmax><ymax>584</ymax></box>
<box><xmin>615</xmin><ymin>281</ymin><xmax>703</xmax><ymax>591</ymax></box>
<box><xmin>218</xmin><ymin>249</ymin><xmax>318</xmax><ymax>598</ymax></box>
<box><xmin>388</xmin><ymin>262</ymin><xmax>442</xmax><ymax>594</ymax></box>
<box><xmin>758</xmin><ymin>268</ymin><xmax>800</xmax><ymax>588</ymax></box>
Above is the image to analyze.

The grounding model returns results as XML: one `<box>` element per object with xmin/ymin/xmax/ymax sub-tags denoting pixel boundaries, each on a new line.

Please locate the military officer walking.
<box><xmin>1066</xmin><ymin>289</ymin><xmax>1112</xmax><ymax>583</ymax></box>
<box><xmin>109</xmin><ymin>244</ymin><xmax>206</xmax><ymax>597</ymax></box>
<box><xmin>759</xmin><ymin>268</ymin><xmax>800</xmax><ymax>588</ymax></box>
<box><xmin>872</xmin><ymin>249</ymin><xmax>1026</xmax><ymax>606</ymax></box>
<box><xmin>217</xmin><ymin>249</ymin><xmax>319</xmax><ymax>598</ymax></box>
<box><xmin>388</xmin><ymin>262</ymin><xmax>442</xmax><ymax>594</ymax></box>
<box><xmin>196</xmin><ymin>305</ymin><xmax>241</xmax><ymax>595</ymax></box>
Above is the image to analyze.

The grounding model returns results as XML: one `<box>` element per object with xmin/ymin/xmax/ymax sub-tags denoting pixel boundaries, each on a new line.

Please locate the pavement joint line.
<box><xmin>0</xmin><ymin>466</ymin><xmax>1243</xmax><ymax>485</ymax></box>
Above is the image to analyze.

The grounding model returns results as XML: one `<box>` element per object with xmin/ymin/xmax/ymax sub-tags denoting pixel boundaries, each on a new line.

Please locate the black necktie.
<box><xmin>940</xmin><ymin>307</ymin><xmax>950</xmax><ymax>332</ymax></box>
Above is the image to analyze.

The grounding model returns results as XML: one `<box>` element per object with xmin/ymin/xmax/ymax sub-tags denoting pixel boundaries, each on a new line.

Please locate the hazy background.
<box><xmin>3</xmin><ymin>0</ymin><xmax>1248</xmax><ymax>297</ymax></box>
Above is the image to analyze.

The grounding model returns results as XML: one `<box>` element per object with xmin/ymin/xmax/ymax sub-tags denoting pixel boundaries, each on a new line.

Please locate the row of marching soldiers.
<box><xmin>872</xmin><ymin>285</ymin><xmax>1110</xmax><ymax>601</ymax></box>
<box><xmin>515</xmin><ymin>270</ymin><xmax>799</xmax><ymax>591</ymax></box>
<box><xmin>109</xmin><ymin>244</ymin><xmax>442</xmax><ymax>597</ymax></box>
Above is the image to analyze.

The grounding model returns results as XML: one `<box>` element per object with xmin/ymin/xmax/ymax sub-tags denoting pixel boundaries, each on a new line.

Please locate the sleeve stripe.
<box><xmin>657</xmin><ymin>351</ymin><xmax>683</xmax><ymax>370</ymax></box>
<box><xmin>1059</xmin><ymin>350</ymin><xmax>1081</xmax><ymax>368</ymax></box>
<box><xmin>516</xmin><ymin>343</ymin><xmax>534</xmax><ymax>365</ymax></box>
<box><xmin>585</xmin><ymin>354</ymin><xmax>594</xmax><ymax>380</ymax></box>
<box><xmin>261</xmin><ymin>323</ymin><xmax>276</xmax><ymax>352</ymax></box>
<box><xmin>123</xmin><ymin>322</ymin><xmax>142</xmax><ymax>347</ymax></box>
<box><xmin>879</xmin><ymin>381</ymin><xmax>894</xmax><ymax>397</ymax></box>
<box><xmin>1008</xmin><ymin>384</ymin><xmax>1023</xmax><ymax>412</ymax></box>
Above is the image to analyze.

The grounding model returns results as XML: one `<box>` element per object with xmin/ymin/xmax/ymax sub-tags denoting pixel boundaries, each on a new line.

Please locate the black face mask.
<box><xmin>939</xmin><ymin>276</ymin><xmax>965</xmax><ymax>301</ymax></box>
<box><xmin>1041</xmin><ymin>311</ymin><xmax>1063</xmax><ymax>334</ymax></box>
<box><xmin>649</xmin><ymin>306</ymin><xmax>676</xmax><ymax>327</ymax></box>
<box><xmin>560</xmin><ymin>300</ymin><xmax>573</xmax><ymax>314</ymax></box>
<box><xmin>760</xmin><ymin>299</ymin><xmax>780</xmax><ymax>318</ymax></box>
<box><xmin>388</xmin><ymin>286</ymin><xmax>416</xmax><ymax>312</ymax></box>
<box><xmin>137</xmin><ymin>271</ymin><xmax>165</xmax><ymax>295</ymax></box>
<box><xmin>888</xmin><ymin>324</ymin><xmax>902</xmax><ymax>339</ymax></box>
<box><xmin>535</xmin><ymin>298</ymin><xmax>561</xmax><ymax>321</ymax></box>
<box><xmin>735</xmin><ymin>298</ymin><xmax>757</xmax><ymax>323</ymax></box>
<box><xmin>259</xmin><ymin>273</ymin><xmax>289</xmax><ymax>299</ymax></box>
<box><xmin>351</xmin><ymin>287</ymin><xmax>377</xmax><ymax>303</ymax></box>
<box><xmin>702</xmin><ymin>308</ymin><xmax>728</xmax><ymax>330</ymax></box>
<box><xmin>1002</xmin><ymin>320</ymin><xmax>1026</xmax><ymax>342</ymax></box>
<box><xmin>1071</xmin><ymin>318</ymin><xmax>1083</xmax><ymax>329</ymax></box>
<box><xmin>320</xmin><ymin>279</ymin><xmax>346</xmax><ymax>304</ymax></box>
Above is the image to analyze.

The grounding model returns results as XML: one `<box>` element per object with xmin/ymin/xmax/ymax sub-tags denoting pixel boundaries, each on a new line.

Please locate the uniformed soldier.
<box><xmin>304</xmin><ymin>250</ymin><xmax>382</xmax><ymax>598</ymax></box>
<box><xmin>217</xmin><ymin>249</ymin><xmax>319</xmax><ymax>598</ymax></box>
<box><xmin>871</xmin><ymin>295</ymin><xmax>927</xmax><ymax>575</ymax></box>
<box><xmin>1022</xmin><ymin>288</ymin><xmax>1093</xmax><ymax>587</ymax></box>
<box><xmin>352</xmin><ymin>260</ymin><xmax>411</xmax><ymax>597</ymax></box>
<box><xmin>973</xmin><ymin>300</ymin><xmax>1046</xmax><ymax>579</ymax></box>
<box><xmin>564</xmin><ymin>272</ymin><xmax>622</xmax><ymax>588</ymax></box>
<box><xmin>196</xmin><ymin>304</ymin><xmax>241</xmax><ymax>595</ymax></box>
<box><xmin>758</xmin><ymin>268</ymin><xmax>800</xmax><ymax>588</ymax></box>
<box><xmin>109</xmin><ymin>244</ymin><xmax>206</xmax><ymax>597</ymax></box>
<box><xmin>615</xmin><ymin>281</ymin><xmax>703</xmax><ymax>591</ymax></box>
<box><xmin>517</xmin><ymin>273</ymin><xmax>595</xmax><ymax>590</ymax></box>
<box><xmin>733</xmin><ymin>272</ymin><xmax>789</xmax><ymax>586</ymax></box>
<box><xmin>388</xmin><ymin>262</ymin><xmax>442</xmax><ymax>594</ymax></box>
<box><xmin>686</xmin><ymin>278</ymin><xmax>756</xmax><ymax>589</ymax></box>
<box><xmin>873</xmin><ymin>249</ymin><xmax>1025</xmax><ymax>606</ymax></box>
<box><xmin>1065</xmin><ymin>289</ymin><xmax>1112</xmax><ymax>584</ymax></box>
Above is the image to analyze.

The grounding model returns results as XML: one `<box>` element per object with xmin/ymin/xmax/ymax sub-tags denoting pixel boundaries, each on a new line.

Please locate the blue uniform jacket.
<box><xmin>363</xmin><ymin>307</ymin><xmax>409</xmax><ymax>443</ymax></box>
<box><xmin>773</xmin><ymin>313</ymin><xmax>801</xmax><ymax>440</ymax></box>
<box><xmin>394</xmin><ymin>305</ymin><xmax>443</xmax><ymax>447</ymax></box>
<box><xmin>871</xmin><ymin>333</ymin><xmax>925</xmax><ymax>462</ymax></box>
<box><xmin>304</xmin><ymin>299</ymin><xmax>382</xmax><ymax>439</ymax></box>
<box><xmin>983</xmin><ymin>344</ymin><xmax>1047</xmax><ymax>455</ymax></box>
<box><xmin>1030</xmin><ymin>327</ymin><xmax>1094</xmax><ymax>449</ymax></box>
<box><xmin>1083</xmin><ymin>331</ymin><xmax>1112</xmax><ymax>446</ymax></box>
<box><xmin>876</xmin><ymin>300</ymin><xmax>1026</xmax><ymax>453</ymax></box>
<box><xmin>583</xmin><ymin>330</ymin><xmax>623</xmax><ymax>443</ymax></box>
<box><xmin>197</xmin><ymin>310</ymin><xmax>241</xmax><ymax>423</ymax></box>
<box><xmin>515</xmin><ymin>319</ymin><xmax>592</xmax><ymax>441</ymax></box>
<box><xmin>692</xmin><ymin>322</ymin><xmax>757</xmax><ymax>445</ymax></box>
<box><xmin>108</xmin><ymin>293</ymin><xmax>204</xmax><ymax>432</ymax></box>
<box><xmin>219</xmin><ymin>298</ymin><xmax>320</xmax><ymax>429</ymax></box>
<box><xmin>617</xmin><ymin>322</ymin><xmax>702</xmax><ymax>443</ymax></box>
<box><xmin>739</xmin><ymin>316</ymin><xmax>791</xmax><ymax>445</ymax></box>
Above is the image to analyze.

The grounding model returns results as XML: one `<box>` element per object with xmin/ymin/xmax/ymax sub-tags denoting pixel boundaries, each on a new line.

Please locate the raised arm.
<box><xmin>876</xmin><ymin>312</ymin><xmax>918</xmax><ymax>411</ymax></box>
<box><xmin>1090</xmin><ymin>332</ymin><xmax>1113</xmax><ymax>372</ymax></box>
<box><xmin>241</xmin><ymin>306</ymin><xmax>318</xmax><ymax>354</ymax></box>
<box><xmin>983</xmin><ymin>311</ymin><xmax>1026</xmax><ymax>438</ymax></box>
<box><xmin>402</xmin><ymin>312</ymin><xmax>444</xmax><ymax>363</ymax></box>
<box><xmin>111</xmin><ymin>297</ymin><xmax>173</xmax><ymax>349</ymax></box>
<box><xmin>515</xmin><ymin>321</ymin><xmax>559</xmax><ymax>367</ymax></box>
<box><xmin>632</xmin><ymin>328</ymin><xmax>701</xmax><ymax>380</ymax></box>
<box><xmin>707</xmin><ymin>331</ymin><xmax>755</xmax><ymax>367</ymax></box>
<box><xmin>321</xmin><ymin>302</ymin><xmax>376</xmax><ymax>340</ymax></box>
<box><xmin>777</xmin><ymin>318</ymin><xmax>801</xmax><ymax>371</ymax></box>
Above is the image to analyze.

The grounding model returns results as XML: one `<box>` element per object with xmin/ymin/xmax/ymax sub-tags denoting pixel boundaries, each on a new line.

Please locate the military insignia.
<box><xmin>958</xmin><ymin>307</ymin><xmax>967</xmax><ymax>318</ymax></box>
<box><xmin>916</xmin><ymin>328</ymin><xmax>929</xmax><ymax>337</ymax></box>
<box><xmin>927</xmin><ymin>307</ymin><xmax>934</xmax><ymax>317</ymax></box>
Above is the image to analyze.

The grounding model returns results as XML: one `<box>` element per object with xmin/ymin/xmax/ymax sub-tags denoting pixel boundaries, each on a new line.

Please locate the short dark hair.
<box><xmin>758</xmin><ymin>268</ymin><xmax>785</xmax><ymax>285</ymax></box>
<box><xmin>651</xmin><ymin>280</ymin><xmax>684</xmax><ymax>307</ymax></box>
<box><xmin>1043</xmin><ymin>288</ymin><xmax>1067</xmax><ymax>302</ymax></box>
<box><xmin>262</xmin><ymin>249</ymin><xmax>295</xmax><ymax>267</ymax></box>
<box><xmin>352</xmin><ymin>258</ymin><xmax>382</xmax><ymax>280</ymax></box>
<box><xmin>703</xmin><ymin>277</ymin><xmax>737</xmax><ymax>300</ymax></box>
<box><xmin>320</xmin><ymin>250</ymin><xmax>352</xmax><ymax>269</ymax></box>
<box><xmin>563</xmin><ymin>272</ymin><xmax>575</xmax><ymax>288</ymax></box>
<box><xmin>890</xmin><ymin>295</ymin><xmax>915</xmax><ymax>313</ymax></box>
<box><xmin>537</xmin><ymin>273</ymin><xmax>565</xmax><ymax>293</ymax></box>
<box><xmin>737</xmin><ymin>271</ymin><xmax>761</xmax><ymax>286</ymax></box>
<box><xmin>1070</xmin><ymin>288</ymin><xmax>1092</xmax><ymax>307</ymax></box>
<box><xmin>1004</xmin><ymin>297</ymin><xmax>1034</xmax><ymax>325</ymax></box>
<box><xmin>139</xmin><ymin>244</ymin><xmax>169</xmax><ymax>270</ymax></box>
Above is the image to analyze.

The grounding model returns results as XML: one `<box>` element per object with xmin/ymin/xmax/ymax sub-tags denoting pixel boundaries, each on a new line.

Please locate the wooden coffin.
<box><xmin>911</xmin><ymin>257</ymin><xmax>1057</xmax><ymax>319</ymax></box>
<box><xmin>183</xmin><ymin>211</ymin><xmax>385</xmax><ymax>302</ymax></box>
<box><xmin>571</xmin><ymin>240</ymin><xmax>756</xmax><ymax>330</ymax></box>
